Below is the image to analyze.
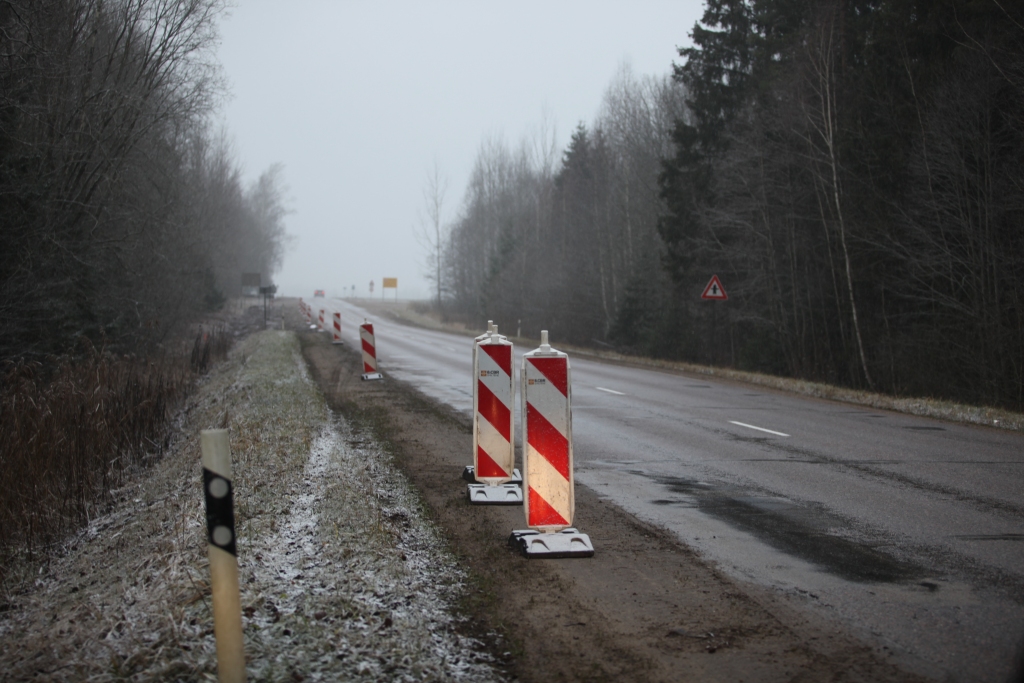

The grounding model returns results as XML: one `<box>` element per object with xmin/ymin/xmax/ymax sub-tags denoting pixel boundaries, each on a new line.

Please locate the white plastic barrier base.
<box><xmin>508</xmin><ymin>528</ymin><xmax>595</xmax><ymax>558</ymax></box>
<box><xmin>361</xmin><ymin>371</ymin><xmax>383</xmax><ymax>381</ymax></box>
<box><xmin>467</xmin><ymin>482</ymin><xmax>523</xmax><ymax>505</ymax></box>
<box><xmin>462</xmin><ymin>465</ymin><xmax>521</xmax><ymax>484</ymax></box>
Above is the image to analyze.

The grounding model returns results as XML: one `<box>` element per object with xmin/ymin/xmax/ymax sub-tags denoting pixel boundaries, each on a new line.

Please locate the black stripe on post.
<box><xmin>203</xmin><ymin>467</ymin><xmax>237</xmax><ymax>557</ymax></box>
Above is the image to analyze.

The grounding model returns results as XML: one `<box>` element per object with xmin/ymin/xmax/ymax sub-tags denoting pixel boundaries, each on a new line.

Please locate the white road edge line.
<box><xmin>729</xmin><ymin>420</ymin><xmax>790</xmax><ymax>437</ymax></box>
<box><xmin>595</xmin><ymin>386</ymin><xmax>626</xmax><ymax>396</ymax></box>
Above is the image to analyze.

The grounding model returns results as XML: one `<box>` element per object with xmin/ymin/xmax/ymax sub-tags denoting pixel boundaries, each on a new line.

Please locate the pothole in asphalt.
<box><xmin>645</xmin><ymin>475</ymin><xmax>926</xmax><ymax>584</ymax></box>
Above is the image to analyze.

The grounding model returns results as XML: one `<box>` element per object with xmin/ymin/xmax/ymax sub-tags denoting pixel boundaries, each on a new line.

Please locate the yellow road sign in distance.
<box><xmin>382</xmin><ymin>277</ymin><xmax>398</xmax><ymax>289</ymax></box>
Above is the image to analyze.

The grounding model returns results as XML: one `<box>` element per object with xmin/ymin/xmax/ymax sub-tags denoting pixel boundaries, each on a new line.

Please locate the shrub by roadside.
<box><xmin>0</xmin><ymin>331</ymin><xmax>230</xmax><ymax>575</ymax></box>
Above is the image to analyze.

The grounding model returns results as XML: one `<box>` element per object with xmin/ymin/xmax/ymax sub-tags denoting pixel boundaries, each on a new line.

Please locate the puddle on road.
<box><xmin>952</xmin><ymin>533</ymin><xmax>1024</xmax><ymax>541</ymax></box>
<box><xmin>638</xmin><ymin>472</ymin><xmax>925</xmax><ymax>584</ymax></box>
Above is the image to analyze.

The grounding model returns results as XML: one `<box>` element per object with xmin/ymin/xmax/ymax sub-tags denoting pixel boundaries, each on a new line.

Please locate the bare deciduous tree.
<box><xmin>417</xmin><ymin>160</ymin><xmax>448</xmax><ymax>311</ymax></box>
<box><xmin>0</xmin><ymin>0</ymin><xmax>289</xmax><ymax>359</ymax></box>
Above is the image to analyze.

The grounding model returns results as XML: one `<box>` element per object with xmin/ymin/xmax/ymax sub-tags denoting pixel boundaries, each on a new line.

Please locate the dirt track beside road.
<box><xmin>291</xmin><ymin>302</ymin><xmax>930</xmax><ymax>683</ymax></box>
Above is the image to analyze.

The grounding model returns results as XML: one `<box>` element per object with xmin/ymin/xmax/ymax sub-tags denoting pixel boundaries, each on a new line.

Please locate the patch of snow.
<box><xmin>241</xmin><ymin>420</ymin><xmax>498</xmax><ymax>681</ymax></box>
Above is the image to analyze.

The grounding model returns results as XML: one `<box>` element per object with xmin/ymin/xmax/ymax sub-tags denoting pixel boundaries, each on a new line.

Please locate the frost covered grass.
<box><xmin>0</xmin><ymin>330</ymin><xmax>499</xmax><ymax>681</ymax></box>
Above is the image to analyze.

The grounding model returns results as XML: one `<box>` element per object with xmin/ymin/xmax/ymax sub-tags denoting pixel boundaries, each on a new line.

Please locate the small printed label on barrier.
<box><xmin>481</xmin><ymin>370</ymin><xmax>499</xmax><ymax>377</ymax></box>
<box><xmin>528</xmin><ymin>378</ymin><xmax>546</xmax><ymax>385</ymax></box>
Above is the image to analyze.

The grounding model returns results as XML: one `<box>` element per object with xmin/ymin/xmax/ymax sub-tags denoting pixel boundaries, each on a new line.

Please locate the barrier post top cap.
<box><xmin>480</xmin><ymin>332</ymin><xmax>512</xmax><ymax>347</ymax></box>
<box><xmin>476</xmin><ymin>320</ymin><xmax>497</xmax><ymax>342</ymax></box>
<box><xmin>525</xmin><ymin>329</ymin><xmax>566</xmax><ymax>358</ymax></box>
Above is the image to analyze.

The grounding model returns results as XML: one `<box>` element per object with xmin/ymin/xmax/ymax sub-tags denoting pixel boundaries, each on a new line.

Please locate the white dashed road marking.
<box><xmin>729</xmin><ymin>420</ymin><xmax>790</xmax><ymax>437</ymax></box>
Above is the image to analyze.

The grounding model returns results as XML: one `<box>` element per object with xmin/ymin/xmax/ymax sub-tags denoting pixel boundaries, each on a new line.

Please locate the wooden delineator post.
<box><xmin>200</xmin><ymin>429</ymin><xmax>246</xmax><ymax>683</ymax></box>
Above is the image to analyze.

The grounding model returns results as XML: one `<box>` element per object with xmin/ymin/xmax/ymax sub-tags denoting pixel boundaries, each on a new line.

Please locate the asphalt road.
<box><xmin>307</xmin><ymin>297</ymin><xmax>1024</xmax><ymax>682</ymax></box>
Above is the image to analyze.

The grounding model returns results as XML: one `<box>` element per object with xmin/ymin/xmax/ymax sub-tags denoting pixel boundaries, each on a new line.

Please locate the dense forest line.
<box><xmin>0</xmin><ymin>0</ymin><xmax>288</xmax><ymax>361</ymax></box>
<box><xmin>0</xmin><ymin>0</ymin><xmax>287</xmax><ymax>560</ymax></box>
<box><xmin>437</xmin><ymin>0</ymin><xmax>1024</xmax><ymax>411</ymax></box>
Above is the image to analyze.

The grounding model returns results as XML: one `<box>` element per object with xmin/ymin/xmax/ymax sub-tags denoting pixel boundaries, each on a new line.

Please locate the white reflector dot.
<box><xmin>208</xmin><ymin>477</ymin><xmax>229</xmax><ymax>498</ymax></box>
<box><xmin>213</xmin><ymin>525</ymin><xmax>233</xmax><ymax>546</ymax></box>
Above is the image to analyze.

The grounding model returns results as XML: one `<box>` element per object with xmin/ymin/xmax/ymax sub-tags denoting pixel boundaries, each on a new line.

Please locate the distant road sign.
<box><xmin>241</xmin><ymin>272</ymin><xmax>261</xmax><ymax>297</ymax></box>
<box><xmin>382</xmin><ymin>277</ymin><xmax>398</xmax><ymax>301</ymax></box>
<box><xmin>701</xmin><ymin>275</ymin><xmax>728</xmax><ymax>300</ymax></box>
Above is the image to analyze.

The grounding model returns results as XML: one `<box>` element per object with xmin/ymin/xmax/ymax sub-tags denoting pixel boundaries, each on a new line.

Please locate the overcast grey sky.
<box><xmin>216</xmin><ymin>1</ymin><xmax>704</xmax><ymax>299</ymax></box>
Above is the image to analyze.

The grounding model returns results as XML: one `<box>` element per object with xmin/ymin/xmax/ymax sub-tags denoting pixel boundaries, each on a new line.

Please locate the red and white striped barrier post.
<box><xmin>463</xmin><ymin>322</ymin><xmax>522</xmax><ymax>485</ymax></box>
<box><xmin>467</xmin><ymin>325</ymin><xmax>522</xmax><ymax>504</ymax></box>
<box><xmin>360</xmin><ymin>319</ymin><xmax>383</xmax><ymax>380</ymax></box>
<box><xmin>509</xmin><ymin>330</ymin><xmax>593</xmax><ymax>557</ymax></box>
<box><xmin>332</xmin><ymin>311</ymin><xmax>343</xmax><ymax>345</ymax></box>
<box><xmin>318</xmin><ymin>308</ymin><xmax>326</xmax><ymax>332</ymax></box>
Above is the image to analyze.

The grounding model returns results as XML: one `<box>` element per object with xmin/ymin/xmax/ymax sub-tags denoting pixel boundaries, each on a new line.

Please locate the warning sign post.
<box><xmin>701</xmin><ymin>275</ymin><xmax>727</xmax><ymax>300</ymax></box>
<box><xmin>700</xmin><ymin>274</ymin><xmax>730</xmax><ymax>365</ymax></box>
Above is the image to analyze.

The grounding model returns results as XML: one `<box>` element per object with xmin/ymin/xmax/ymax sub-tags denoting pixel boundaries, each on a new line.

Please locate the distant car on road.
<box><xmin>314</xmin><ymin>289</ymin><xmax>325</xmax><ymax>297</ymax></box>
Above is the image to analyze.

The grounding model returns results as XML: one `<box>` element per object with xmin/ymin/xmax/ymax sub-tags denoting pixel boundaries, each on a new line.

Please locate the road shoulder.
<box><xmin>295</xmin><ymin>310</ymin><xmax>930</xmax><ymax>683</ymax></box>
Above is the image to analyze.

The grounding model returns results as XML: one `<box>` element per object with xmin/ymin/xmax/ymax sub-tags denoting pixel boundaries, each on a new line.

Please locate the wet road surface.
<box><xmin>313</xmin><ymin>298</ymin><xmax>1024</xmax><ymax>682</ymax></box>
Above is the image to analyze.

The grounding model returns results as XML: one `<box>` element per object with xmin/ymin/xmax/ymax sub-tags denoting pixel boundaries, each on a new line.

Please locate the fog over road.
<box><xmin>315</xmin><ymin>297</ymin><xmax>1024</xmax><ymax>682</ymax></box>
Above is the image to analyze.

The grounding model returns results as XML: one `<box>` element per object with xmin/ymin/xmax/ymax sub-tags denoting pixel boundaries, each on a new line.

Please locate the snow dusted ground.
<box><xmin>0</xmin><ymin>330</ymin><xmax>500</xmax><ymax>682</ymax></box>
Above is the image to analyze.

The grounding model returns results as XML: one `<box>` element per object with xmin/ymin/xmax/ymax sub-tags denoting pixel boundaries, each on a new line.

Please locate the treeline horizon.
<box><xmin>435</xmin><ymin>0</ymin><xmax>1024</xmax><ymax>412</ymax></box>
<box><xmin>0</xmin><ymin>0</ymin><xmax>288</xmax><ymax>362</ymax></box>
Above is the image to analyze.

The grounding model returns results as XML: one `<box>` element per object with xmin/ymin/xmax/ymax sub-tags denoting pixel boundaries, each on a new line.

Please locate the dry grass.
<box><xmin>0</xmin><ymin>330</ymin><xmax>230</xmax><ymax>575</ymax></box>
<box><xmin>0</xmin><ymin>330</ymin><xmax>498</xmax><ymax>682</ymax></box>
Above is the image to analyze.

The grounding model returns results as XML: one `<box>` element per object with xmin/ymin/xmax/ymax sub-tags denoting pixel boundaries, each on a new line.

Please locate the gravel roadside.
<box><xmin>0</xmin><ymin>329</ymin><xmax>499</xmax><ymax>682</ymax></box>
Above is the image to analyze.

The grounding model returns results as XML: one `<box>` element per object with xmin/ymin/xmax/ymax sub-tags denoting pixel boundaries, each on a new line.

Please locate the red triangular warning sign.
<box><xmin>701</xmin><ymin>275</ymin><xmax>728</xmax><ymax>300</ymax></box>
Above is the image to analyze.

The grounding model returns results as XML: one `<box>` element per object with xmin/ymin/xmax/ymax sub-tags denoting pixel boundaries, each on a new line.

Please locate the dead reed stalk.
<box><xmin>0</xmin><ymin>330</ymin><xmax>231</xmax><ymax>576</ymax></box>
